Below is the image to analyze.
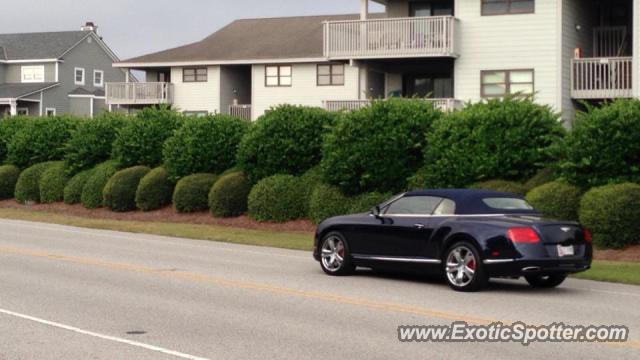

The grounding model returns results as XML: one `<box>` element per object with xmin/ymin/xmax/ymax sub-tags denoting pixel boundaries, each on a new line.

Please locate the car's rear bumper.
<box><xmin>483</xmin><ymin>258</ymin><xmax>591</xmax><ymax>277</ymax></box>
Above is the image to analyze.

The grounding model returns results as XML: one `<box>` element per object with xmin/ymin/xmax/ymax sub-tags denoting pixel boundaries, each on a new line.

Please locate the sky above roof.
<box><xmin>0</xmin><ymin>0</ymin><xmax>384</xmax><ymax>60</ymax></box>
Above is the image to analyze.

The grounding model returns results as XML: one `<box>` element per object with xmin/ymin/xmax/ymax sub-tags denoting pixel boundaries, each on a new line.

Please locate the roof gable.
<box><xmin>0</xmin><ymin>31</ymin><xmax>88</xmax><ymax>60</ymax></box>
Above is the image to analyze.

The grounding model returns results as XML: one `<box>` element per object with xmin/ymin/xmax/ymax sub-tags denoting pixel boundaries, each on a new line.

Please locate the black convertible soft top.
<box><xmin>405</xmin><ymin>189</ymin><xmax>540</xmax><ymax>215</ymax></box>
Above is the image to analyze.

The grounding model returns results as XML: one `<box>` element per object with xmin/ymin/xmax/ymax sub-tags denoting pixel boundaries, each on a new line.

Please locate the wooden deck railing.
<box><xmin>323</xmin><ymin>98</ymin><xmax>463</xmax><ymax>112</ymax></box>
<box><xmin>106</xmin><ymin>82</ymin><xmax>173</xmax><ymax>105</ymax></box>
<box><xmin>229</xmin><ymin>104</ymin><xmax>252</xmax><ymax>120</ymax></box>
<box><xmin>324</xmin><ymin>16</ymin><xmax>458</xmax><ymax>59</ymax></box>
<box><xmin>571</xmin><ymin>57</ymin><xmax>633</xmax><ymax>99</ymax></box>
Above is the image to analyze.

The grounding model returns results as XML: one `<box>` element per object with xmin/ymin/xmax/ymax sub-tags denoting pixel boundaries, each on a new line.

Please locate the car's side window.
<box><xmin>433</xmin><ymin>198</ymin><xmax>456</xmax><ymax>215</ymax></box>
<box><xmin>384</xmin><ymin>196</ymin><xmax>443</xmax><ymax>215</ymax></box>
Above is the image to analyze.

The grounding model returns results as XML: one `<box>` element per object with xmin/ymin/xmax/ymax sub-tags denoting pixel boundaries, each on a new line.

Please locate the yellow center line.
<box><xmin>1</xmin><ymin>245</ymin><xmax>639</xmax><ymax>350</ymax></box>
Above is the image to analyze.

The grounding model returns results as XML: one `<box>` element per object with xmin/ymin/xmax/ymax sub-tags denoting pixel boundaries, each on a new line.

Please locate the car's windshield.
<box><xmin>482</xmin><ymin>197</ymin><xmax>534</xmax><ymax>210</ymax></box>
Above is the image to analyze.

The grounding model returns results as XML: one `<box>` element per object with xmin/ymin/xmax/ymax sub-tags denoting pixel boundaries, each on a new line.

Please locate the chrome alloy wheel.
<box><xmin>445</xmin><ymin>245</ymin><xmax>477</xmax><ymax>288</ymax></box>
<box><xmin>321</xmin><ymin>236</ymin><xmax>346</xmax><ymax>272</ymax></box>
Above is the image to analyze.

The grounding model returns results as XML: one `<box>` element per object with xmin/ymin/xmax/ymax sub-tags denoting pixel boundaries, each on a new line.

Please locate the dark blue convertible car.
<box><xmin>313</xmin><ymin>189</ymin><xmax>592</xmax><ymax>292</ymax></box>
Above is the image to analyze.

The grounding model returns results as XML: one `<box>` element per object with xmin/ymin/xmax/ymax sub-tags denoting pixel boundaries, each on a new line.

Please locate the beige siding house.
<box><xmin>109</xmin><ymin>0</ymin><xmax>638</xmax><ymax>124</ymax></box>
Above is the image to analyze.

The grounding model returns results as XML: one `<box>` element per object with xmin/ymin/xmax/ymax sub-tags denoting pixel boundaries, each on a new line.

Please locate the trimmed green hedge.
<box><xmin>308</xmin><ymin>183</ymin><xmax>351</xmax><ymax>224</ymax></box>
<box><xmin>412</xmin><ymin>97</ymin><xmax>565</xmax><ymax>188</ymax></box>
<box><xmin>0</xmin><ymin>165</ymin><xmax>21</xmax><ymax>200</ymax></box>
<box><xmin>208</xmin><ymin>172</ymin><xmax>251</xmax><ymax>217</ymax></box>
<box><xmin>526</xmin><ymin>181</ymin><xmax>582</xmax><ymax>221</ymax></box>
<box><xmin>173</xmin><ymin>173</ymin><xmax>218</xmax><ymax>213</ymax></box>
<box><xmin>103</xmin><ymin>166</ymin><xmax>151</xmax><ymax>212</ymax></box>
<box><xmin>237</xmin><ymin>105</ymin><xmax>336</xmax><ymax>183</ymax></box>
<box><xmin>64</xmin><ymin>169</ymin><xmax>94</xmax><ymax>205</ymax></box>
<box><xmin>15</xmin><ymin>162</ymin><xmax>57</xmax><ymax>204</ymax></box>
<box><xmin>322</xmin><ymin>98</ymin><xmax>441</xmax><ymax>195</ymax></box>
<box><xmin>163</xmin><ymin>115</ymin><xmax>249</xmax><ymax>182</ymax></box>
<box><xmin>0</xmin><ymin>116</ymin><xmax>32</xmax><ymax>164</ymax></box>
<box><xmin>349</xmin><ymin>192</ymin><xmax>391</xmax><ymax>214</ymax></box>
<box><xmin>248</xmin><ymin>174</ymin><xmax>306</xmax><ymax>222</ymax></box>
<box><xmin>468</xmin><ymin>180</ymin><xmax>526</xmax><ymax>196</ymax></box>
<box><xmin>39</xmin><ymin>162</ymin><xmax>69</xmax><ymax>204</ymax></box>
<box><xmin>558</xmin><ymin>99</ymin><xmax>640</xmax><ymax>187</ymax></box>
<box><xmin>81</xmin><ymin>161</ymin><xmax>120</xmax><ymax>209</ymax></box>
<box><xmin>63</xmin><ymin>112</ymin><xmax>127</xmax><ymax>176</ymax></box>
<box><xmin>135</xmin><ymin>167</ymin><xmax>174</xmax><ymax>211</ymax></box>
<box><xmin>111</xmin><ymin>106</ymin><xmax>182</xmax><ymax>168</ymax></box>
<box><xmin>523</xmin><ymin>168</ymin><xmax>556</xmax><ymax>192</ymax></box>
<box><xmin>6</xmin><ymin>116</ymin><xmax>79</xmax><ymax>168</ymax></box>
<box><xmin>579</xmin><ymin>183</ymin><xmax>640</xmax><ymax>249</ymax></box>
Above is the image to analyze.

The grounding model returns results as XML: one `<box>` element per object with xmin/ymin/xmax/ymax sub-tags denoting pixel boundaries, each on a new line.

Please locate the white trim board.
<box><xmin>114</xmin><ymin>57</ymin><xmax>331</xmax><ymax>68</ymax></box>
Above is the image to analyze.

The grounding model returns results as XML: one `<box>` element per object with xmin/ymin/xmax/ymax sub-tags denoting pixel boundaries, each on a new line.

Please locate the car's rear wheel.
<box><xmin>444</xmin><ymin>241</ymin><xmax>488</xmax><ymax>292</ymax></box>
<box><xmin>320</xmin><ymin>232</ymin><xmax>355</xmax><ymax>276</ymax></box>
<box><xmin>525</xmin><ymin>274</ymin><xmax>567</xmax><ymax>288</ymax></box>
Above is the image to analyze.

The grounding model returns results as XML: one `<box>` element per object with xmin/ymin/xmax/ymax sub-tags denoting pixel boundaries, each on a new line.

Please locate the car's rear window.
<box><xmin>482</xmin><ymin>197</ymin><xmax>534</xmax><ymax>210</ymax></box>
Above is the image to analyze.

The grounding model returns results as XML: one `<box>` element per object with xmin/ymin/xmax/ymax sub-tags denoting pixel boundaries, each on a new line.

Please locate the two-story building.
<box><xmin>108</xmin><ymin>0</ymin><xmax>637</xmax><ymax>125</ymax></box>
<box><xmin>0</xmin><ymin>22</ymin><xmax>126</xmax><ymax>118</ymax></box>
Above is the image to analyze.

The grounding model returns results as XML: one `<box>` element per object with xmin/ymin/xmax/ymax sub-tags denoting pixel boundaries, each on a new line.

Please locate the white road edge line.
<box><xmin>0</xmin><ymin>308</ymin><xmax>210</xmax><ymax>360</ymax></box>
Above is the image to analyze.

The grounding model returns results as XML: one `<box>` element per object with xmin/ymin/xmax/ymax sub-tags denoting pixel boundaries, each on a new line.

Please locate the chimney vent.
<box><xmin>81</xmin><ymin>22</ymin><xmax>97</xmax><ymax>33</ymax></box>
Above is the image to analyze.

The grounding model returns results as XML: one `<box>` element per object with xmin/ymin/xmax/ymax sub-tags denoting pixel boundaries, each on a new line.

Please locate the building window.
<box><xmin>75</xmin><ymin>68</ymin><xmax>85</xmax><ymax>85</ymax></box>
<box><xmin>481</xmin><ymin>69</ymin><xmax>534</xmax><ymax>97</ymax></box>
<box><xmin>481</xmin><ymin>0</ymin><xmax>535</xmax><ymax>15</ymax></box>
<box><xmin>17</xmin><ymin>108</ymin><xmax>29</xmax><ymax>116</ymax></box>
<box><xmin>183</xmin><ymin>68</ymin><xmax>208</xmax><ymax>82</ymax></box>
<box><xmin>265</xmin><ymin>65</ymin><xmax>292</xmax><ymax>87</ymax></box>
<box><xmin>317</xmin><ymin>64</ymin><xmax>345</xmax><ymax>86</ymax></box>
<box><xmin>45</xmin><ymin>108</ymin><xmax>56</xmax><ymax>116</ymax></box>
<box><xmin>94</xmin><ymin>70</ymin><xmax>104</xmax><ymax>87</ymax></box>
<box><xmin>183</xmin><ymin>111</ymin><xmax>208</xmax><ymax>117</ymax></box>
<box><xmin>21</xmin><ymin>66</ymin><xmax>45</xmax><ymax>83</ymax></box>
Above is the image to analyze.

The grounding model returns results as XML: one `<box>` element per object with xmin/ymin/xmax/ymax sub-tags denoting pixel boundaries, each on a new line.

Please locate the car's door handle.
<box><xmin>414</xmin><ymin>224</ymin><xmax>425</xmax><ymax>229</ymax></box>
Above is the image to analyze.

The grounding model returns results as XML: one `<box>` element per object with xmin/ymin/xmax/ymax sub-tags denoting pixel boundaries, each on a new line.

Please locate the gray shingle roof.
<box><xmin>68</xmin><ymin>87</ymin><xmax>105</xmax><ymax>97</ymax></box>
<box><xmin>0</xmin><ymin>31</ymin><xmax>88</xmax><ymax>60</ymax></box>
<box><xmin>121</xmin><ymin>14</ymin><xmax>374</xmax><ymax>64</ymax></box>
<box><xmin>0</xmin><ymin>83</ymin><xmax>59</xmax><ymax>99</ymax></box>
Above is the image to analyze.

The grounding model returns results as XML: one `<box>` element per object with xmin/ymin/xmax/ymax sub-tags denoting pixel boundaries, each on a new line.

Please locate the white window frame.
<box><xmin>93</xmin><ymin>70</ymin><xmax>104</xmax><ymax>87</ymax></box>
<box><xmin>21</xmin><ymin>65</ymin><xmax>45</xmax><ymax>83</ymax></box>
<box><xmin>45</xmin><ymin>108</ymin><xmax>56</xmax><ymax>116</ymax></box>
<box><xmin>75</xmin><ymin>67</ymin><xmax>85</xmax><ymax>85</ymax></box>
<box><xmin>17</xmin><ymin>107</ymin><xmax>29</xmax><ymax>116</ymax></box>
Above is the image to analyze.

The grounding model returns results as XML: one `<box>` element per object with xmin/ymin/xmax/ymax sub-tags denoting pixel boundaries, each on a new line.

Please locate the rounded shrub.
<box><xmin>6</xmin><ymin>116</ymin><xmax>79</xmax><ymax>168</ymax></box>
<box><xmin>63</xmin><ymin>112</ymin><xmax>127</xmax><ymax>176</ymax></box>
<box><xmin>412</xmin><ymin>97</ymin><xmax>565</xmax><ymax>188</ymax></box>
<box><xmin>103</xmin><ymin>166</ymin><xmax>151</xmax><ymax>212</ymax></box>
<box><xmin>349</xmin><ymin>192</ymin><xmax>391</xmax><ymax>214</ymax></box>
<box><xmin>558</xmin><ymin>99</ymin><xmax>640</xmax><ymax>187</ymax></box>
<box><xmin>208</xmin><ymin>171</ymin><xmax>251</xmax><ymax>217</ymax></box>
<box><xmin>81</xmin><ymin>161</ymin><xmax>120</xmax><ymax>209</ymax></box>
<box><xmin>39</xmin><ymin>162</ymin><xmax>69</xmax><ymax>204</ymax></box>
<box><xmin>579</xmin><ymin>183</ymin><xmax>640</xmax><ymax>249</ymax></box>
<box><xmin>308</xmin><ymin>183</ymin><xmax>351</xmax><ymax>224</ymax></box>
<box><xmin>64</xmin><ymin>169</ymin><xmax>94</xmax><ymax>205</ymax></box>
<box><xmin>173</xmin><ymin>173</ymin><xmax>218</xmax><ymax>213</ymax></box>
<box><xmin>0</xmin><ymin>116</ymin><xmax>32</xmax><ymax>164</ymax></box>
<box><xmin>321</xmin><ymin>98</ymin><xmax>441</xmax><ymax>195</ymax></box>
<box><xmin>468</xmin><ymin>180</ymin><xmax>526</xmax><ymax>196</ymax></box>
<box><xmin>135</xmin><ymin>167</ymin><xmax>174</xmax><ymax>211</ymax></box>
<box><xmin>237</xmin><ymin>105</ymin><xmax>336</xmax><ymax>183</ymax></box>
<box><xmin>299</xmin><ymin>166</ymin><xmax>324</xmax><ymax>216</ymax></box>
<box><xmin>0</xmin><ymin>165</ymin><xmax>21</xmax><ymax>200</ymax></box>
<box><xmin>248</xmin><ymin>174</ymin><xmax>306</xmax><ymax>222</ymax></box>
<box><xmin>163</xmin><ymin>115</ymin><xmax>249</xmax><ymax>182</ymax></box>
<box><xmin>112</xmin><ymin>106</ymin><xmax>182</xmax><ymax>168</ymax></box>
<box><xmin>525</xmin><ymin>181</ymin><xmax>582</xmax><ymax>221</ymax></box>
<box><xmin>523</xmin><ymin>168</ymin><xmax>557</xmax><ymax>192</ymax></box>
<box><xmin>15</xmin><ymin>162</ymin><xmax>57</xmax><ymax>204</ymax></box>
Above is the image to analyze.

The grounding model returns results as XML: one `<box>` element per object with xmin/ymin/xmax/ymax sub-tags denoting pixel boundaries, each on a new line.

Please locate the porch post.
<box><xmin>9</xmin><ymin>100</ymin><xmax>17</xmax><ymax>116</ymax></box>
<box><xmin>360</xmin><ymin>0</ymin><xmax>369</xmax><ymax>20</ymax></box>
<box><xmin>125</xmin><ymin>68</ymin><xmax>130</xmax><ymax>83</ymax></box>
<box><xmin>634</xmin><ymin>0</ymin><xmax>639</xmax><ymax>97</ymax></box>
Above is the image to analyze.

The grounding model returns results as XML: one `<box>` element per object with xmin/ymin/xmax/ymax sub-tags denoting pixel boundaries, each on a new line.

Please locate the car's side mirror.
<box><xmin>370</xmin><ymin>205</ymin><xmax>382</xmax><ymax>218</ymax></box>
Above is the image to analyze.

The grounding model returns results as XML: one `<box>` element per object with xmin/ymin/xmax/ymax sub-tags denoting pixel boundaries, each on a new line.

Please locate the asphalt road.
<box><xmin>0</xmin><ymin>219</ymin><xmax>639</xmax><ymax>359</ymax></box>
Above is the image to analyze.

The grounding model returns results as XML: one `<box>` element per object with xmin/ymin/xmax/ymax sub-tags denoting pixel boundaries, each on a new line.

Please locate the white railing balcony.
<box><xmin>229</xmin><ymin>104</ymin><xmax>252</xmax><ymax>120</ymax></box>
<box><xmin>106</xmin><ymin>82</ymin><xmax>174</xmax><ymax>105</ymax></box>
<box><xmin>324</xmin><ymin>16</ymin><xmax>459</xmax><ymax>59</ymax></box>
<box><xmin>571</xmin><ymin>57</ymin><xmax>633</xmax><ymax>99</ymax></box>
<box><xmin>323</xmin><ymin>98</ymin><xmax>463</xmax><ymax>112</ymax></box>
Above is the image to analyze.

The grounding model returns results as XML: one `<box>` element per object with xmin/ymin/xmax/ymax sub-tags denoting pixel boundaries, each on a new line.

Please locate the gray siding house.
<box><xmin>0</xmin><ymin>23</ymin><xmax>126</xmax><ymax>118</ymax></box>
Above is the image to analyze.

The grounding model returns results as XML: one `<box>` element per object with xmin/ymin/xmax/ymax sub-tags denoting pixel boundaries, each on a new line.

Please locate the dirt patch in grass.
<box><xmin>0</xmin><ymin>199</ymin><xmax>315</xmax><ymax>234</ymax></box>
<box><xmin>593</xmin><ymin>245</ymin><xmax>640</xmax><ymax>263</ymax></box>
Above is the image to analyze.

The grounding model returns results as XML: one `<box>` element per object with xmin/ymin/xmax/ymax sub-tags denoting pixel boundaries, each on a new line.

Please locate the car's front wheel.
<box><xmin>444</xmin><ymin>241</ymin><xmax>488</xmax><ymax>292</ymax></box>
<box><xmin>525</xmin><ymin>274</ymin><xmax>567</xmax><ymax>288</ymax></box>
<box><xmin>319</xmin><ymin>232</ymin><xmax>355</xmax><ymax>276</ymax></box>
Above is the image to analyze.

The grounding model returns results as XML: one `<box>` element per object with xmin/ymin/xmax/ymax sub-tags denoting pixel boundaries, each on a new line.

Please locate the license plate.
<box><xmin>557</xmin><ymin>245</ymin><xmax>575</xmax><ymax>257</ymax></box>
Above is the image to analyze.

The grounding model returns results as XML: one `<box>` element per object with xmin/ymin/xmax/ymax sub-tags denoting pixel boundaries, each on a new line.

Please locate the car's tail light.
<box><xmin>507</xmin><ymin>227</ymin><xmax>540</xmax><ymax>244</ymax></box>
<box><xmin>583</xmin><ymin>228</ymin><xmax>593</xmax><ymax>243</ymax></box>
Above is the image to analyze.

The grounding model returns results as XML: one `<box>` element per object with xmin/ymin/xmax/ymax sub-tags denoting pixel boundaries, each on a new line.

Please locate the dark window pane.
<box><xmin>331</xmin><ymin>64</ymin><xmax>344</xmax><ymax>75</ymax></box>
<box><xmin>510</xmin><ymin>0</ymin><xmax>535</xmax><ymax>13</ymax></box>
<box><xmin>318</xmin><ymin>75</ymin><xmax>331</xmax><ymax>86</ymax></box>
<box><xmin>385</xmin><ymin>196</ymin><xmax>443</xmax><ymax>215</ymax></box>
<box><xmin>318</xmin><ymin>65</ymin><xmax>331</xmax><ymax>76</ymax></box>
<box><xmin>331</xmin><ymin>75</ymin><xmax>344</xmax><ymax>85</ymax></box>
